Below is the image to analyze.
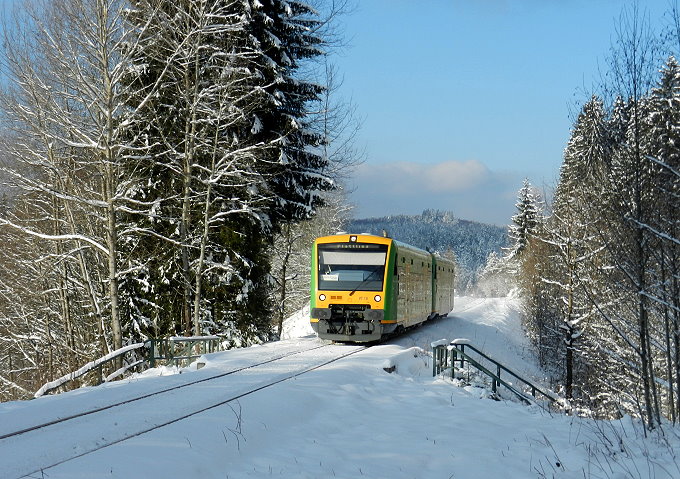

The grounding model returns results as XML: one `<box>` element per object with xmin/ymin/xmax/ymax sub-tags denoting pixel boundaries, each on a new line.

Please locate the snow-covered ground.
<box><xmin>1</xmin><ymin>296</ymin><xmax>679</xmax><ymax>478</ymax></box>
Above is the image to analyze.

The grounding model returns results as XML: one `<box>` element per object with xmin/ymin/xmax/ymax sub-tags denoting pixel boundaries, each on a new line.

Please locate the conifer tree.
<box><xmin>121</xmin><ymin>0</ymin><xmax>269</xmax><ymax>339</ymax></box>
<box><xmin>243</xmin><ymin>0</ymin><xmax>333</xmax><ymax>227</ymax></box>
<box><xmin>121</xmin><ymin>0</ymin><xmax>334</xmax><ymax>342</ymax></box>
<box><xmin>641</xmin><ymin>56</ymin><xmax>680</xmax><ymax>421</ymax></box>
<box><xmin>546</xmin><ymin>96</ymin><xmax>610</xmax><ymax>400</ymax></box>
<box><xmin>507</xmin><ymin>179</ymin><xmax>540</xmax><ymax>259</ymax></box>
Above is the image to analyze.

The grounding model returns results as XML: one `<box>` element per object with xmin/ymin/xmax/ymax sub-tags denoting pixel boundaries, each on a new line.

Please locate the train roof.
<box><xmin>314</xmin><ymin>233</ymin><xmax>431</xmax><ymax>257</ymax></box>
<box><xmin>313</xmin><ymin>234</ymin><xmax>454</xmax><ymax>268</ymax></box>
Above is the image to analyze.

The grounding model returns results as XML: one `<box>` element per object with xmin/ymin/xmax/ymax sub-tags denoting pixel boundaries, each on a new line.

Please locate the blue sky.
<box><xmin>334</xmin><ymin>0</ymin><xmax>672</xmax><ymax>225</ymax></box>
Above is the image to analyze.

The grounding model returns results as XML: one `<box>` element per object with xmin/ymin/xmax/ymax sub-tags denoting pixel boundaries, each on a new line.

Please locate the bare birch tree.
<box><xmin>0</xmin><ymin>0</ymin><xmax>143</xmax><ymax>379</ymax></box>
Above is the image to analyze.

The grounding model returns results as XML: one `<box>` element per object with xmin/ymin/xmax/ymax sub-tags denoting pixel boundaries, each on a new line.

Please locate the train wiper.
<box><xmin>349</xmin><ymin>266</ymin><xmax>381</xmax><ymax>296</ymax></box>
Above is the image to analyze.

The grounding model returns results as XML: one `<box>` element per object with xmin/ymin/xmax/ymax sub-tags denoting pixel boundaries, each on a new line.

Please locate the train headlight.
<box><xmin>319</xmin><ymin>294</ymin><xmax>326</xmax><ymax>301</ymax></box>
<box><xmin>374</xmin><ymin>295</ymin><xmax>382</xmax><ymax>302</ymax></box>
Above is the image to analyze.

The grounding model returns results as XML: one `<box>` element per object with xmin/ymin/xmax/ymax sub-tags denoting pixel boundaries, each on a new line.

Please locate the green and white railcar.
<box><xmin>310</xmin><ymin>234</ymin><xmax>455</xmax><ymax>342</ymax></box>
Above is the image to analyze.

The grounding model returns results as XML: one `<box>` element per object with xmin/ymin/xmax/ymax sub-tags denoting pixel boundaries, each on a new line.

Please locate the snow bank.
<box><xmin>381</xmin><ymin>347</ymin><xmax>430</xmax><ymax>377</ymax></box>
<box><xmin>281</xmin><ymin>304</ymin><xmax>315</xmax><ymax>339</ymax></box>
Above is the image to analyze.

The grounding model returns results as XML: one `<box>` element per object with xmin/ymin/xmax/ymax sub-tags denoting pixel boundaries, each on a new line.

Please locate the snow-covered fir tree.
<box><xmin>640</xmin><ymin>56</ymin><xmax>680</xmax><ymax>421</ymax></box>
<box><xmin>545</xmin><ymin>96</ymin><xmax>610</xmax><ymax>400</ymax></box>
<box><xmin>522</xmin><ymin>44</ymin><xmax>680</xmax><ymax>423</ymax></box>
<box><xmin>506</xmin><ymin>179</ymin><xmax>541</xmax><ymax>260</ymax></box>
<box><xmin>120</xmin><ymin>0</ymin><xmax>333</xmax><ymax>343</ymax></box>
<box><xmin>121</xmin><ymin>0</ymin><xmax>264</xmax><ymax>340</ymax></box>
<box><xmin>242</xmin><ymin>0</ymin><xmax>333</xmax><ymax>227</ymax></box>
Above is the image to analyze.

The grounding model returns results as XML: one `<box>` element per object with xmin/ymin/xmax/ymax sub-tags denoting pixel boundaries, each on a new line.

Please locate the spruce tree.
<box><xmin>121</xmin><ymin>0</ymin><xmax>333</xmax><ymax>342</ymax></box>
<box><xmin>507</xmin><ymin>179</ymin><xmax>540</xmax><ymax>259</ymax></box>
<box><xmin>547</xmin><ymin>96</ymin><xmax>610</xmax><ymax>401</ymax></box>
<box><xmin>122</xmin><ymin>0</ymin><xmax>269</xmax><ymax>339</ymax></box>
<box><xmin>242</xmin><ymin>0</ymin><xmax>333</xmax><ymax>227</ymax></box>
<box><xmin>642</xmin><ymin>56</ymin><xmax>680</xmax><ymax>420</ymax></box>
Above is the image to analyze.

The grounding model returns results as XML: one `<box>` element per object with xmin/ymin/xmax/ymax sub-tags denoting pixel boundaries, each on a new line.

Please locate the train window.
<box><xmin>410</xmin><ymin>259</ymin><xmax>413</xmax><ymax>265</ymax></box>
<box><xmin>317</xmin><ymin>242</ymin><xmax>388</xmax><ymax>292</ymax></box>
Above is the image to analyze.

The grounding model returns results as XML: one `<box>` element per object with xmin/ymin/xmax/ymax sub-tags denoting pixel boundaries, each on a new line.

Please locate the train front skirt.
<box><xmin>311</xmin><ymin>306</ymin><xmax>394</xmax><ymax>342</ymax></box>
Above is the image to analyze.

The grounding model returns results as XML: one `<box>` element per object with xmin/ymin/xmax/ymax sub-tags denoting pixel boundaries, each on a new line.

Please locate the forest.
<box><xmin>0</xmin><ymin>0</ymin><xmax>358</xmax><ymax>401</ymax></box>
<box><xmin>486</xmin><ymin>6</ymin><xmax>680</xmax><ymax>430</ymax></box>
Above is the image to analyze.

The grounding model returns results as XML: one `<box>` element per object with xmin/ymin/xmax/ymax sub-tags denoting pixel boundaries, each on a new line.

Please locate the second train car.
<box><xmin>310</xmin><ymin>233</ymin><xmax>455</xmax><ymax>342</ymax></box>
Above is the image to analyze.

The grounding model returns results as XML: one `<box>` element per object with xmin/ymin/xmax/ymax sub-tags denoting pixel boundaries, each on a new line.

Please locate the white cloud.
<box><xmin>424</xmin><ymin>160</ymin><xmax>490</xmax><ymax>192</ymax></box>
<box><xmin>357</xmin><ymin>159</ymin><xmax>490</xmax><ymax>194</ymax></box>
<box><xmin>349</xmin><ymin>159</ymin><xmax>523</xmax><ymax>226</ymax></box>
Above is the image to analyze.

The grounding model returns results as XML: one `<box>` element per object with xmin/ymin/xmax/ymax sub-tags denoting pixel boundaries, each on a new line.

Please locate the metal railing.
<box><xmin>146</xmin><ymin>336</ymin><xmax>221</xmax><ymax>368</ymax></box>
<box><xmin>35</xmin><ymin>336</ymin><xmax>224</xmax><ymax>398</ymax></box>
<box><xmin>34</xmin><ymin>343</ymin><xmax>147</xmax><ymax>398</ymax></box>
<box><xmin>432</xmin><ymin>340</ymin><xmax>557</xmax><ymax>405</ymax></box>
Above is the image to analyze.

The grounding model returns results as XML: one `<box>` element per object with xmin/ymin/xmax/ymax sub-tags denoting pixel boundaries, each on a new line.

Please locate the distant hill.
<box><xmin>347</xmin><ymin>209</ymin><xmax>508</xmax><ymax>290</ymax></box>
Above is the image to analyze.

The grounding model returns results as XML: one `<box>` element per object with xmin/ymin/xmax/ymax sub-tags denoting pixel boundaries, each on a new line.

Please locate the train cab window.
<box><xmin>317</xmin><ymin>242</ymin><xmax>388</xmax><ymax>292</ymax></box>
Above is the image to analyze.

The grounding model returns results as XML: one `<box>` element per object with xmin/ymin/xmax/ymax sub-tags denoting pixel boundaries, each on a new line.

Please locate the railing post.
<box><xmin>148</xmin><ymin>339</ymin><xmax>156</xmax><ymax>368</ymax></box>
<box><xmin>432</xmin><ymin>347</ymin><xmax>437</xmax><ymax>376</ymax></box>
<box><xmin>432</xmin><ymin>343</ymin><xmax>449</xmax><ymax>377</ymax></box>
<box><xmin>435</xmin><ymin>346</ymin><xmax>445</xmax><ymax>376</ymax></box>
<box><xmin>168</xmin><ymin>339</ymin><xmax>175</xmax><ymax>366</ymax></box>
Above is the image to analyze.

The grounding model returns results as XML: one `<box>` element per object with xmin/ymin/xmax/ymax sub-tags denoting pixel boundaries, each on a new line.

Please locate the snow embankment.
<box><xmin>281</xmin><ymin>304</ymin><xmax>315</xmax><ymax>339</ymax></box>
<box><xmin>380</xmin><ymin>346</ymin><xmax>430</xmax><ymax>375</ymax></box>
<box><xmin>4</xmin><ymin>296</ymin><xmax>677</xmax><ymax>479</ymax></box>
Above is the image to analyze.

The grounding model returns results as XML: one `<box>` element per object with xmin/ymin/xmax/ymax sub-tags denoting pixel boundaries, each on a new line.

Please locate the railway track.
<box><xmin>1</xmin><ymin>341</ymin><xmax>367</xmax><ymax>479</ymax></box>
<box><xmin>0</xmin><ymin>342</ymin><xmax>329</xmax><ymax>442</ymax></box>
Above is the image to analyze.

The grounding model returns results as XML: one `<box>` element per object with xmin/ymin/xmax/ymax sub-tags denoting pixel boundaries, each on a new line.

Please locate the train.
<box><xmin>310</xmin><ymin>233</ymin><xmax>455</xmax><ymax>342</ymax></box>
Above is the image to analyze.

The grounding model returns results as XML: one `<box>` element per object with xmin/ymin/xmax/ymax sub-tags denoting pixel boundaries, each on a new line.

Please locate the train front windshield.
<box><xmin>317</xmin><ymin>243</ymin><xmax>388</xmax><ymax>292</ymax></box>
